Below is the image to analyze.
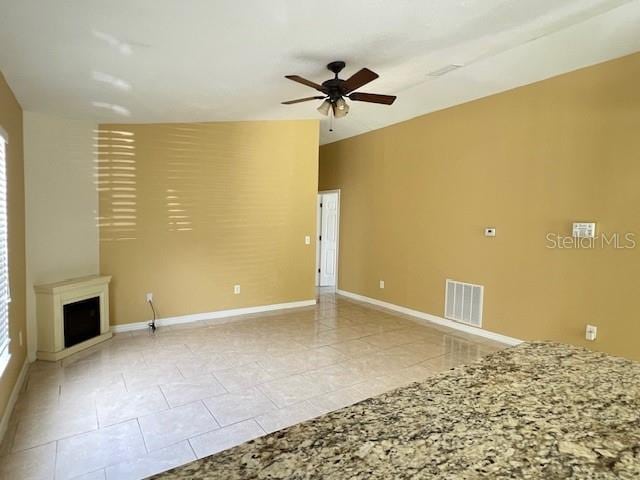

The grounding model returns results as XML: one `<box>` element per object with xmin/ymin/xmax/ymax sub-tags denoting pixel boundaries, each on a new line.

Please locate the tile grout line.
<box><xmin>11</xmin><ymin>420</ymin><xmax>99</xmax><ymax>455</ymax></box>
<box><xmin>209</xmin><ymin>371</ymin><xmax>231</xmax><ymax>395</ymax></box>
<box><xmin>200</xmin><ymin>398</ymin><xmax>224</xmax><ymax>428</ymax></box>
<box><xmin>156</xmin><ymin>383</ymin><xmax>172</xmax><ymax>410</ymax></box>
<box><xmin>53</xmin><ymin>439</ymin><xmax>59</xmax><ymax>480</ymax></box>
<box><xmin>136</xmin><ymin>417</ymin><xmax>150</xmax><ymax>454</ymax></box>
<box><xmin>187</xmin><ymin>437</ymin><xmax>198</xmax><ymax>460</ymax></box>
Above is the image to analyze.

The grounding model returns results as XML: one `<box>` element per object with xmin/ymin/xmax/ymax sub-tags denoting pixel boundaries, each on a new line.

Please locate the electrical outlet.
<box><xmin>234</xmin><ymin>285</ymin><xmax>241</xmax><ymax>295</ymax></box>
<box><xmin>146</xmin><ymin>293</ymin><xmax>153</xmax><ymax>303</ymax></box>
<box><xmin>379</xmin><ymin>280</ymin><xmax>385</xmax><ymax>289</ymax></box>
<box><xmin>585</xmin><ymin>324</ymin><xmax>597</xmax><ymax>341</ymax></box>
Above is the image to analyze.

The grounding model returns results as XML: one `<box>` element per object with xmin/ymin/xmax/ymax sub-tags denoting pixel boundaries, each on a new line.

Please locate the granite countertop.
<box><xmin>154</xmin><ymin>342</ymin><xmax>640</xmax><ymax>479</ymax></box>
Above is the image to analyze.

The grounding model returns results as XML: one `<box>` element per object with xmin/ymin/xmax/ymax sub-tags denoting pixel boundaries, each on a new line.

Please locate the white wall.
<box><xmin>23</xmin><ymin>112</ymin><xmax>99</xmax><ymax>360</ymax></box>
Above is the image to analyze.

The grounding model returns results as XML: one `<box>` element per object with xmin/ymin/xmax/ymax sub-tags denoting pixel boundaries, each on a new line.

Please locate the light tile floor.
<box><xmin>0</xmin><ymin>289</ymin><xmax>507</xmax><ymax>480</ymax></box>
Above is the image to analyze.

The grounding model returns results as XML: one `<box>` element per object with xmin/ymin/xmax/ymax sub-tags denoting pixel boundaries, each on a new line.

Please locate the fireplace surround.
<box><xmin>34</xmin><ymin>275</ymin><xmax>112</xmax><ymax>361</ymax></box>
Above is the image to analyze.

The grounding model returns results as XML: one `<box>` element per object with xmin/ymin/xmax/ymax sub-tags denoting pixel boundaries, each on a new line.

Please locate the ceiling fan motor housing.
<box><xmin>324</xmin><ymin>61</ymin><xmax>347</xmax><ymax>102</ymax></box>
<box><xmin>322</xmin><ymin>79</ymin><xmax>347</xmax><ymax>102</ymax></box>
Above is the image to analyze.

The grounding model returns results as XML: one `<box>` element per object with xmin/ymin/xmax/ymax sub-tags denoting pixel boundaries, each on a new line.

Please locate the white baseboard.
<box><xmin>336</xmin><ymin>289</ymin><xmax>523</xmax><ymax>346</ymax></box>
<box><xmin>111</xmin><ymin>299</ymin><xmax>317</xmax><ymax>333</ymax></box>
<box><xmin>0</xmin><ymin>358</ymin><xmax>29</xmax><ymax>444</ymax></box>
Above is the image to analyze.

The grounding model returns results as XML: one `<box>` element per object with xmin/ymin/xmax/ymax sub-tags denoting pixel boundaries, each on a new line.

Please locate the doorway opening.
<box><xmin>316</xmin><ymin>190</ymin><xmax>340</xmax><ymax>287</ymax></box>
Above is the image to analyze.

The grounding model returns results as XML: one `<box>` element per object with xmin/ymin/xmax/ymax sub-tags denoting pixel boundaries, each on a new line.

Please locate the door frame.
<box><xmin>317</xmin><ymin>189</ymin><xmax>341</xmax><ymax>288</ymax></box>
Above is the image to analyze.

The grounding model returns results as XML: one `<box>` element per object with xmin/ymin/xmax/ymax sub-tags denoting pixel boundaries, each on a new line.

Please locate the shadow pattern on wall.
<box><xmin>97</xmin><ymin>120</ymin><xmax>318</xmax><ymax>326</ymax></box>
<box><xmin>95</xmin><ymin>128</ymin><xmax>137</xmax><ymax>241</ymax></box>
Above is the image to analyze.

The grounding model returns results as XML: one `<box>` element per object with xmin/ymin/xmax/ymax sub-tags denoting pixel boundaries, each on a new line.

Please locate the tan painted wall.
<box><xmin>319</xmin><ymin>52</ymin><xmax>640</xmax><ymax>360</ymax></box>
<box><xmin>0</xmin><ymin>72</ymin><xmax>27</xmax><ymax>419</ymax></box>
<box><xmin>99</xmin><ymin>120</ymin><xmax>319</xmax><ymax>326</ymax></box>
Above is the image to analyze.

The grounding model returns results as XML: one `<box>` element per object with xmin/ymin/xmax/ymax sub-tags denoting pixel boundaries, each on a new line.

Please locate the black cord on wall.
<box><xmin>148</xmin><ymin>299</ymin><xmax>157</xmax><ymax>332</ymax></box>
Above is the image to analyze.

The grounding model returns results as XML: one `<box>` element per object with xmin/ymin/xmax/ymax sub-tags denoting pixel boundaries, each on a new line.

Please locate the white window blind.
<box><xmin>0</xmin><ymin>135</ymin><xmax>8</xmax><ymax>363</ymax></box>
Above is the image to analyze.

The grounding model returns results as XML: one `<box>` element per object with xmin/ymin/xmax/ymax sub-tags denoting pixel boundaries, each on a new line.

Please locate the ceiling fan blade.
<box><xmin>343</xmin><ymin>68</ymin><xmax>379</xmax><ymax>93</ymax></box>
<box><xmin>284</xmin><ymin>75</ymin><xmax>327</xmax><ymax>93</ymax></box>
<box><xmin>349</xmin><ymin>92</ymin><xmax>397</xmax><ymax>105</ymax></box>
<box><xmin>281</xmin><ymin>96</ymin><xmax>326</xmax><ymax>105</ymax></box>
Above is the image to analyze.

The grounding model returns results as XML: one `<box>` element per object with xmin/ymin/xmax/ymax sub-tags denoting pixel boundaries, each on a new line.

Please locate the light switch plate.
<box><xmin>379</xmin><ymin>280</ymin><xmax>385</xmax><ymax>289</ymax></box>
<box><xmin>234</xmin><ymin>285</ymin><xmax>241</xmax><ymax>295</ymax></box>
<box><xmin>305</xmin><ymin>235</ymin><xmax>311</xmax><ymax>245</ymax></box>
<box><xmin>585</xmin><ymin>324</ymin><xmax>597</xmax><ymax>341</ymax></box>
<box><xmin>484</xmin><ymin>227</ymin><xmax>496</xmax><ymax>237</ymax></box>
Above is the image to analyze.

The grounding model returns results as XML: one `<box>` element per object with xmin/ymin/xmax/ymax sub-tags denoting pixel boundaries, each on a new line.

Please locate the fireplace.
<box><xmin>63</xmin><ymin>296</ymin><xmax>101</xmax><ymax>348</ymax></box>
<box><xmin>35</xmin><ymin>275</ymin><xmax>112</xmax><ymax>361</ymax></box>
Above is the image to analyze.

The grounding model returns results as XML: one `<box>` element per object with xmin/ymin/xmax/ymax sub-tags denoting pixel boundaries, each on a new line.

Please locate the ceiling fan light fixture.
<box><xmin>333</xmin><ymin>99</ymin><xmax>349</xmax><ymax>118</ymax></box>
<box><xmin>317</xmin><ymin>99</ymin><xmax>331</xmax><ymax>116</ymax></box>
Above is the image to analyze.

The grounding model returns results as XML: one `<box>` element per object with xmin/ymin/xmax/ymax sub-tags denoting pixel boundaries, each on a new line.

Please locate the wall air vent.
<box><xmin>445</xmin><ymin>279</ymin><xmax>483</xmax><ymax>327</ymax></box>
<box><xmin>428</xmin><ymin>64</ymin><xmax>463</xmax><ymax>77</ymax></box>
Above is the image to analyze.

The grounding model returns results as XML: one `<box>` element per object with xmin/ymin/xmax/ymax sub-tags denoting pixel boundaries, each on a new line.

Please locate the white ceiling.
<box><xmin>0</xmin><ymin>0</ymin><xmax>639</xmax><ymax>144</ymax></box>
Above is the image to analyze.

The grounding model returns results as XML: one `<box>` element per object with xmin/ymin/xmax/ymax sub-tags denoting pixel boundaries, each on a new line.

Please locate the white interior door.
<box><xmin>315</xmin><ymin>194</ymin><xmax>322</xmax><ymax>286</ymax></box>
<box><xmin>319</xmin><ymin>192</ymin><xmax>339</xmax><ymax>287</ymax></box>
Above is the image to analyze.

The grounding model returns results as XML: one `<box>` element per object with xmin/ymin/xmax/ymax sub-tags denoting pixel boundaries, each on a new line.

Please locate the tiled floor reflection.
<box><xmin>0</xmin><ymin>289</ymin><xmax>507</xmax><ymax>479</ymax></box>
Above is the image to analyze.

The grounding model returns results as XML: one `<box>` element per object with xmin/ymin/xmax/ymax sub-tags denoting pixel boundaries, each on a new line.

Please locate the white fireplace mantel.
<box><xmin>34</xmin><ymin>275</ymin><xmax>112</xmax><ymax>361</ymax></box>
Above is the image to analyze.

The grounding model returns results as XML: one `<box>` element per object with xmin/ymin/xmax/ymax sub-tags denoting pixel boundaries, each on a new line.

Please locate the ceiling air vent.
<box><xmin>445</xmin><ymin>279</ymin><xmax>483</xmax><ymax>327</ymax></box>
<box><xmin>428</xmin><ymin>64</ymin><xmax>463</xmax><ymax>77</ymax></box>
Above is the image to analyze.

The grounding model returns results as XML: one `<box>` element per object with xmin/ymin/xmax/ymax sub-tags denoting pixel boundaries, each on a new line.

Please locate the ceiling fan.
<box><xmin>281</xmin><ymin>61</ymin><xmax>396</xmax><ymax>119</ymax></box>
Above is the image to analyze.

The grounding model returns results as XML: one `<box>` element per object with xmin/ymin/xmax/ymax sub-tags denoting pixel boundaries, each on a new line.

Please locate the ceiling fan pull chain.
<box><xmin>329</xmin><ymin>111</ymin><xmax>334</xmax><ymax>132</ymax></box>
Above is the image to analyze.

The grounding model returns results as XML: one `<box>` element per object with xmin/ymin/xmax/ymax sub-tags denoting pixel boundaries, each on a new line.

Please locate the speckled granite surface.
<box><xmin>153</xmin><ymin>342</ymin><xmax>640</xmax><ymax>479</ymax></box>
